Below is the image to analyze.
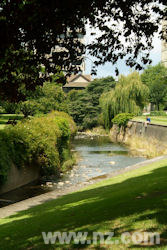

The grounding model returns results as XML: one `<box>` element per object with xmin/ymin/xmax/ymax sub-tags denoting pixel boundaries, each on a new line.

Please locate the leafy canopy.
<box><xmin>19</xmin><ymin>82</ymin><xmax>68</xmax><ymax>117</ymax></box>
<box><xmin>100</xmin><ymin>72</ymin><xmax>149</xmax><ymax>129</ymax></box>
<box><xmin>67</xmin><ymin>76</ymin><xmax>115</xmax><ymax>130</ymax></box>
<box><xmin>112</xmin><ymin>113</ymin><xmax>134</xmax><ymax>128</ymax></box>
<box><xmin>0</xmin><ymin>1</ymin><xmax>166</xmax><ymax>101</ymax></box>
<box><xmin>141</xmin><ymin>63</ymin><xmax>167</xmax><ymax>110</ymax></box>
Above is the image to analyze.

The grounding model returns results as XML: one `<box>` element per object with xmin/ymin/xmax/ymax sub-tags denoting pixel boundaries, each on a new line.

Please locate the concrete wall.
<box><xmin>0</xmin><ymin>164</ymin><xmax>40</xmax><ymax>195</ymax></box>
<box><xmin>128</xmin><ymin>121</ymin><xmax>167</xmax><ymax>142</ymax></box>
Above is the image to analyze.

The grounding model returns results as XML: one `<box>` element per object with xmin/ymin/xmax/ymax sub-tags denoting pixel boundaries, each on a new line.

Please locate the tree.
<box><xmin>141</xmin><ymin>64</ymin><xmax>167</xmax><ymax>110</ymax></box>
<box><xmin>0</xmin><ymin>1</ymin><xmax>166</xmax><ymax>101</ymax></box>
<box><xmin>19</xmin><ymin>82</ymin><xmax>68</xmax><ymax>116</ymax></box>
<box><xmin>67</xmin><ymin>76</ymin><xmax>115</xmax><ymax>130</ymax></box>
<box><xmin>0</xmin><ymin>48</ymin><xmax>42</xmax><ymax>102</ymax></box>
<box><xmin>100</xmin><ymin>72</ymin><xmax>149</xmax><ymax>129</ymax></box>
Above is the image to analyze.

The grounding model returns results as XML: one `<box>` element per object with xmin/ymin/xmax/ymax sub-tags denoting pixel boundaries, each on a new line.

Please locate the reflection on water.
<box><xmin>68</xmin><ymin>136</ymin><xmax>145</xmax><ymax>182</ymax></box>
<box><xmin>90</xmin><ymin>150</ymin><xmax>129</xmax><ymax>155</ymax></box>
<box><xmin>0</xmin><ymin>135</ymin><xmax>146</xmax><ymax>207</ymax></box>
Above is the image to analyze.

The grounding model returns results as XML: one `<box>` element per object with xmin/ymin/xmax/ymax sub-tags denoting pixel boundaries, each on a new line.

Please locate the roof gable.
<box><xmin>67</xmin><ymin>74</ymin><xmax>92</xmax><ymax>83</ymax></box>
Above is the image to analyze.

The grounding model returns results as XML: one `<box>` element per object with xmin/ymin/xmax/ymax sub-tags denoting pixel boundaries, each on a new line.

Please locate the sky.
<box><xmin>84</xmin><ymin>31</ymin><xmax>161</xmax><ymax>79</ymax></box>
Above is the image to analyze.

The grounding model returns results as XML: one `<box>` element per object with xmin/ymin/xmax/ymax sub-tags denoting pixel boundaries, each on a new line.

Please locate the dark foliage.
<box><xmin>0</xmin><ymin>1</ymin><xmax>166</xmax><ymax>101</ymax></box>
<box><xmin>67</xmin><ymin>77</ymin><xmax>115</xmax><ymax>130</ymax></box>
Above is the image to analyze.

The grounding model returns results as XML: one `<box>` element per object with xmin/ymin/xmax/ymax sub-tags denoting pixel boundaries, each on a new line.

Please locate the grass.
<box><xmin>125</xmin><ymin>135</ymin><xmax>167</xmax><ymax>158</ymax></box>
<box><xmin>0</xmin><ymin>114</ymin><xmax>23</xmax><ymax>130</ymax></box>
<box><xmin>133</xmin><ymin>116</ymin><xmax>167</xmax><ymax>126</ymax></box>
<box><xmin>1</xmin><ymin>159</ymin><xmax>167</xmax><ymax>249</ymax></box>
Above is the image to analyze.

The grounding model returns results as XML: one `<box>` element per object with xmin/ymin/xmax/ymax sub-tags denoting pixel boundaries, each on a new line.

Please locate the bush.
<box><xmin>150</xmin><ymin>111</ymin><xmax>167</xmax><ymax>116</ymax></box>
<box><xmin>1</xmin><ymin>101</ymin><xmax>19</xmax><ymax>114</ymax></box>
<box><xmin>0</xmin><ymin>112</ymin><xmax>77</xmax><ymax>185</ymax></box>
<box><xmin>18</xmin><ymin>83</ymin><xmax>68</xmax><ymax>116</ymax></box>
<box><xmin>112</xmin><ymin>113</ymin><xmax>134</xmax><ymax>128</ymax></box>
<box><xmin>18</xmin><ymin>100</ymin><xmax>37</xmax><ymax>117</ymax></box>
<box><xmin>0</xmin><ymin>106</ymin><xmax>5</xmax><ymax>114</ymax></box>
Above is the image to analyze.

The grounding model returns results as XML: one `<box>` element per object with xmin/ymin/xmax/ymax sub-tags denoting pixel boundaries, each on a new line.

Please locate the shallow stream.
<box><xmin>0</xmin><ymin>134</ymin><xmax>146</xmax><ymax>207</ymax></box>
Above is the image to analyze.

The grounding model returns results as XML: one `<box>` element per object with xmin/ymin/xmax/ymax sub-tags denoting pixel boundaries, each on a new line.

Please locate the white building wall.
<box><xmin>161</xmin><ymin>21</ymin><xmax>167</xmax><ymax>67</ymax></box>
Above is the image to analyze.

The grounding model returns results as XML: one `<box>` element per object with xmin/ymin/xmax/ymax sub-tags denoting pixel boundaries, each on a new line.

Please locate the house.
<box><xmin>63</xmin><ymin>74</ymin><xmax>92</xmax><ymax>92</ymax></box>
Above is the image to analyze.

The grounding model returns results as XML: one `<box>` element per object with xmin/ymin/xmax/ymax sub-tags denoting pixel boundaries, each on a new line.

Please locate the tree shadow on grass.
<box><xmin>0</xmin><ymin>164</ymin><xmax>167</xmax><ymax>249</ymax></box>
<box><xmin>0</xmin><ymin>120</ymin><xmax>8</xmax><ymax>125</ymax></box>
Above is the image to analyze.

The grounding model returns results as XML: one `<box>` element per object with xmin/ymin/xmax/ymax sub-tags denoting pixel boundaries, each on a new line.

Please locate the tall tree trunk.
<box><xmin>157</xmin><ymin>103</ymin><xmax>160</xmax><ymax>111</ymax></box>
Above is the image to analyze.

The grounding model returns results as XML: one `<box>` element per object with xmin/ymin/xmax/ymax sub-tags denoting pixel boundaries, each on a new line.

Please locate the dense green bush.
<box><xmin>18</xmin><ymin>82</ymin><xmax>68</xmax><ymax>116</ymax></box>
<box><xmin>67</xmin><ymin>76</ymin><xmax>115</xmax><ymax>130</ymax></box>
<box><xmin>0</xmin><ymin>106</ymin><xmax>5</xmax><ymax>114</ymax></box>
<box><xmin>1</xmin><ymin>101</ymin><xmax>19</xmax><ymax>114</ymax></box>
<box><xmin>18</xmin><ymin>100</ymin><xmax>37</xmax><ymax>117</ymax></box>
<box><xmin>0</xmin><ymin>112</ymin><xmax>77</xmax><ymax>185</ymax></box>
<box><xmin>112</xmin><ymin>113</ymin><xmax>134</xmax><ymax>128</ymax></box>
<box><xmin>150</xmin><ymin>111</ymin><xmax>167</xmax><ymax>116</ymax></box>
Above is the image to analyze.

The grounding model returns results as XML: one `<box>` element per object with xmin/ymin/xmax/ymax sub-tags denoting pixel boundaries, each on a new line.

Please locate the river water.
<box><xmin>0</xmin><ymin>135</ymin><xmax>146</xmax><ymax>207</ymax></box>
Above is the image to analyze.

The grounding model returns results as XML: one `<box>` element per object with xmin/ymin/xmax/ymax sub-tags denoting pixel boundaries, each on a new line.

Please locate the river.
<box><xmin>0</xmin><ymin>134</ymin><xmax>146</xmax><ymax>207</ymax></box>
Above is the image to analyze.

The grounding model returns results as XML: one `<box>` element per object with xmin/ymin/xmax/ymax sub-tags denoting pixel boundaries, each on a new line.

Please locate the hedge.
<box><xmin>0</xmin><ymin>111</ymin><xmax>77</xmax><ymax>185</ymax></box>
<box><xmin>150</xmin><ymin>111</ymin><xmax>167</xmax><ymax>116</ymax></box>
<box><xmin>112</xmin><ymin>113</ymin><xmax>134</xmax><ymax>128</ymax></box>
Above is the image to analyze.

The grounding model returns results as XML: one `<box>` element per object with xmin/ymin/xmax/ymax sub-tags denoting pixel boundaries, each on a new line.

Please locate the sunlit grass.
<box><xmin>0</xmin><ymin>159</ymin><xmax>167</xmax><ymax>249</ymax></box>
<box><xmin>133</xmin><ymin>116</ymin><xmax>167</xmax><ymax>126</ymax></box>
<box><xmin>0</xmin><ymin>114</ymin><xmax>24</xmax><ymax>129</ymax></box>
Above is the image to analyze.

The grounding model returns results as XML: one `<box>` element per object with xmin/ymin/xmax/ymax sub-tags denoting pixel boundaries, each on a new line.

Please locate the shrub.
<box><xmin>112</xmin><ymin>113</ymin><xmax>134</xmax><ymax>128</ymax></box>
<box><xmin>0</xmin><ymin>106</ymin><xmax>5</xmax><ymax>114</ymax></box>
<box><xmin>18</xmin><ymin>100</ymin><xmax>37</xmax><ymax>117</ymax></box>
<box><xmin>61</xmin><ymin>156</ymin><xmax>76</xmax><ymax>172</ymax></box>
<box><xmin>0</xmin><ymin>112</ymin><xmax>77</xmax><ymax>185</ymax></box>
<box><xmin>1</xmin><ymin>101</ymin><xmax>19</xmax><ymax>114</ymax></box>
<box><xmin>18</xmin><ymin>83</ymin><xmax>68</xmax><ymax>116</ymax></box>
<box><xmin>150</xmin><ymin>111</ymin><xmax>167</xmax><ymax>116</ymax></box>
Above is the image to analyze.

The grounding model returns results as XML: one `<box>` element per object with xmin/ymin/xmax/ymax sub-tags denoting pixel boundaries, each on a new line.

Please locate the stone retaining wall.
<box><xmin>0</xmin><ymin>164</ymin><xmax>40</xmax><ymax>195</ymax></box>
<box><xmin>110</xmin><ymin>121</ymin><xmax>167</xmax><ymax>143</ymax></box>
<box><xmin>128</xmin><ymin>121</ymin><xmax>167</xmax><ymax>142</ymax></box>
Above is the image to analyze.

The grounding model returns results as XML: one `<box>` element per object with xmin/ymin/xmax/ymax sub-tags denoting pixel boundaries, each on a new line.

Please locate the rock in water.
<box><xmin>58</xmin><ymin>182</ymin><xmax>64</xmax><ymax>186</ymax></box>
<box><xmin>109</xmin><ymin>161</ymin><xmax>115</xmax><ymax>165</ymax></box>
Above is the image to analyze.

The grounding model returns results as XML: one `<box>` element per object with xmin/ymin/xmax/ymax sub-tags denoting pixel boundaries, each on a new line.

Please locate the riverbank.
<box><xmin>0</xmin><ymin>156</ymin><xmax>155</xmax><ymax>218</ymax></box>
<box><xmin>0</xmin><ymin>134</ymin><xmax>145</xmax><ymax>209</ymax></box>
<box><xmin>110</xmin><ymin>123</ymin><xmax>167</xmax><ymax>158</ymax></box>
<box><xmin>0</xmin><ymin>156</ymin><xmax>167</xmax><ymax>249</ymax></box>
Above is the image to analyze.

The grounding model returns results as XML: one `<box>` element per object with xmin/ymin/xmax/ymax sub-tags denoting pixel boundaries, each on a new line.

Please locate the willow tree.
<box><xmin>100</xmin><ymin>72</ymin><xmax>149</xmax><ymax>129</ymax></box>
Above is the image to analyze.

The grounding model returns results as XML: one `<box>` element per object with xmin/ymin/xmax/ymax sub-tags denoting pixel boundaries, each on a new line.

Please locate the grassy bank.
<box><xmin>0</xmin><ymin>114</ymin><xmax>23</xmax><ymax>130</ymax></box>
<box><xmin>1</xmin><ymin>159</ymin><xmax>167</xmax><ymax>249</ymax></box>
<box><xmin>133</xmin><ymin>116</ymin><xmax>167</xmax><ymax>126</ymax></box>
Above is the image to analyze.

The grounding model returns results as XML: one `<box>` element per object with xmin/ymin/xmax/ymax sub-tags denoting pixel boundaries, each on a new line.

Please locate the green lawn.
<box><xmin>133</xmin><ymin>116</ymin><xmax>167</xmax><ymax>126</ymax></box>
<box><xmin>1</xmin><ymin>159</ymin><xmax>167</xmax><ymax>249</ymax></box>
<box><xmin>0</xmin><ymin>114</ymin><xmax>23</xmax><ymax>130</ymax></box>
